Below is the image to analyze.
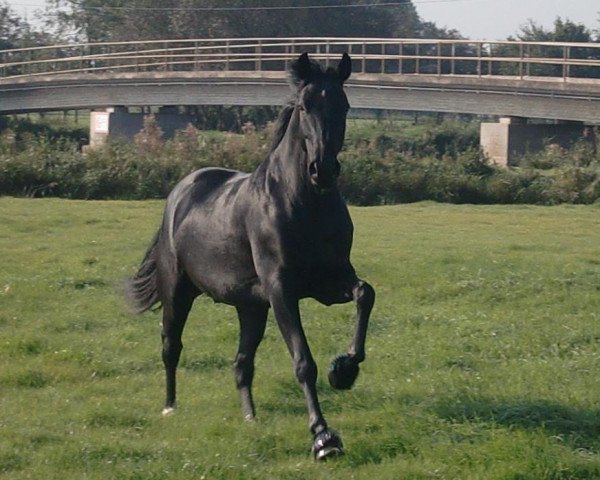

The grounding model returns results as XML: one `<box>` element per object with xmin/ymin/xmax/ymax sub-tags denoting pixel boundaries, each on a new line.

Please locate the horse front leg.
<box><xmin>329</xmin><ymin>279</ymin><xmax>375</xmax><ymax>390</ymax></box>
<box><xmin>269</xmin><ymin>279</ymin><xmax>344</xmax><ymax>460</ymax></box>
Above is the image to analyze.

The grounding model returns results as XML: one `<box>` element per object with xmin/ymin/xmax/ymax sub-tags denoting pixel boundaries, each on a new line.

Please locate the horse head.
<box><xmin>289</xmin><ymin>52</ymin><xmax>352</xmax><ymax>192</ymax></box>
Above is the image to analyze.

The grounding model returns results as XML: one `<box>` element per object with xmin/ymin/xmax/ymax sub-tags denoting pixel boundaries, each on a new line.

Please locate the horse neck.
<box><xmin>262</xmin><ymin>108</ymin><xmax>314</xmax><ymax>204</ymax></box>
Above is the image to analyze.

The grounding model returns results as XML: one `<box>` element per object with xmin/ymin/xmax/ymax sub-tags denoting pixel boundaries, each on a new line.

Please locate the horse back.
<box><xmin>165</xmin><ymin>167</ymin><xmax>247</xmax><ymax>233</ymax></box>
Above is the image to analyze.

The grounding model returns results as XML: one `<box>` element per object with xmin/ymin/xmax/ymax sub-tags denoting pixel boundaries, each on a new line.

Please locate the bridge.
<box><xmin>1</xmin><ymin>37</ymin><xmax>600</xmax><ymax>164</ymax></box>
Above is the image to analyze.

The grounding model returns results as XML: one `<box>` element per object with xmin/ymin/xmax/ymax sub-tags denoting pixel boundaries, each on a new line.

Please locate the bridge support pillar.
<box><xmin>89</xmin><ymin>107</ymin><xmax>194</xmax><ymax>148</ymax></box>
<box><xmin>480</xmin><ymin>117</ymin><xmax>586</xmax><ymax>167</ymax></box>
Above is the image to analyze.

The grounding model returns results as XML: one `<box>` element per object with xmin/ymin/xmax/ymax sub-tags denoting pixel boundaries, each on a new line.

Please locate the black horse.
<box><xmin>127</xmin><ymin>52</ymin><xmax>375</xmax><ymax>460</ymax></box>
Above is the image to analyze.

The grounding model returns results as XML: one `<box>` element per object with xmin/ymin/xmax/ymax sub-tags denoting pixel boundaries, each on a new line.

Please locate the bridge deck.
<box><xmin>1</xmin><ymin>70</ymin><xmax>599</xmax><ymax>122</ymax></box>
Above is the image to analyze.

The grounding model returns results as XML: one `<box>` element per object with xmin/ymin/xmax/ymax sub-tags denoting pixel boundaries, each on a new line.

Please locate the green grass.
<box><xmin>2</xmin><ymin>198</ymin><xmax>600</xmax><ymax>479</ymax></box>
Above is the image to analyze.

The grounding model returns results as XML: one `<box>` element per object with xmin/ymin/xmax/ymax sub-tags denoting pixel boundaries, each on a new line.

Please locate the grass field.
<box><xmin>2</xmin><ymin>198</ymin><xmax>600</xmax><ymax>479</ymax></box>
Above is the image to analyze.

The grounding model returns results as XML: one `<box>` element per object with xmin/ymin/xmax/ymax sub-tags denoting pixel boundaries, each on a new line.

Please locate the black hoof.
<box><xmin>312</xmin><ymin>429</ymin><xmax>344</xmax><ymax>461</ymax></box>
<box><xmin>328</xmin><ymin>354</ymin><xmax>359</xmax><ymax>390</ymax></box>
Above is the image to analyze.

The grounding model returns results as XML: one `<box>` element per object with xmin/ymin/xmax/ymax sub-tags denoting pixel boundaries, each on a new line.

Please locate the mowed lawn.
<box><xmin>1</xmin><ymin>197</ymin><xmax>600</xmax><ymax>480</ymax></box>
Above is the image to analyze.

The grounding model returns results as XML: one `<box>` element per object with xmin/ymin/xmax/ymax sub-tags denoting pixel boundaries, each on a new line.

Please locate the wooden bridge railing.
<box><xmin>1</xmin><ymin>37</ymin><xmax>600</xmax><ymax>82</ymax></box>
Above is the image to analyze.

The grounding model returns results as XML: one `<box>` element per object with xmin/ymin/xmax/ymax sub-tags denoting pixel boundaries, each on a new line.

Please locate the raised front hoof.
<box><xmin>312</xmin><ymin>429</ymin><xmax>344</xmax><ymax>461</ymax></box>
<box><xmin>328</xmin><ymin>354</ymin><xmax>360</xmax><ymax>390</ymax></box>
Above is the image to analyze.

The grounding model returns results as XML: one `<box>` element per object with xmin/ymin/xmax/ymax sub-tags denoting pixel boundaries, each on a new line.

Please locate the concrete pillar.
<box><xmin>89</xmin><ymin>108</ymin><xmax>113</xmax><ymax>149</ymax></box>
<box><xmin>481</xmin><ymin>117</ymin><xmax>586</xmax><ymax>167</ymax></box>
<box><xmin>88</xmin><ymin>107</ymin><xmax>194</xmax><ymax>148</ymax></box>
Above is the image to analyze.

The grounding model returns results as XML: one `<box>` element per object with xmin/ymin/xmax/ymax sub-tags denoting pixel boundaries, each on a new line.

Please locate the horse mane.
<box><xmin>268</xmin><ymin>100</ymin><xmax>295</xmax><ymax>153</ymax></box>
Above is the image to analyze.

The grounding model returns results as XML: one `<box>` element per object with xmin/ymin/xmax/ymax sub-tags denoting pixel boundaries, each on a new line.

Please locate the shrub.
<box><xmin>1</xmin><ymin>118</ymin><xmax>600</xmax><ymax>205</ymax></box>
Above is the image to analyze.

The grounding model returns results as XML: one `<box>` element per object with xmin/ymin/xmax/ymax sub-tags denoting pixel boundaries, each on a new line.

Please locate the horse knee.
<box><xmin>294</xmin><ymin>355</ymin><xmax>317</xmax><ymax>385</ymax></box>
<box><xmin>354</xmin><ymin>280</ymin><xmax>375</xmax><ymax>309</ymax></box>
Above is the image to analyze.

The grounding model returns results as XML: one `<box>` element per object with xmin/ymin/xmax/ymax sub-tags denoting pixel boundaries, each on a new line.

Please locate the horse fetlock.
<box><xmin>351</xmin><ymin>351</ymin><xmax>365</xmax><ymax>363</ymax></box>
<box><xmin>238</xmin><ymin>387</ymin><xmax>256</xmax><ymax>421</ymax></box>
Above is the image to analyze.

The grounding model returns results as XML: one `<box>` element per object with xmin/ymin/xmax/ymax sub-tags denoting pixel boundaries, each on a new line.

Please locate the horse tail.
<box><xmin>126</xmin><ymin>230</ymin><xmax>161</xmax><ymax>313</ymax></box>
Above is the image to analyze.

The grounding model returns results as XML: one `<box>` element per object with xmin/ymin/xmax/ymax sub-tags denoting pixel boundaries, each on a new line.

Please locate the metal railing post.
<box><xmin>519</xmin><ymin>43</ymin><xmax>524</xmax><ymax>79</ymax></box>
<box><xmin>477</xmin><ymin>42</ymin><xmax>482</xmax><ymax>77</ymax></box>
<box><xmin>415</xmin><ymin>43</ymin><xmax>420</xmax><ymax>74</ymax></box>
<box><xmin>256</xmin><ymin>40</ymin><xmax>262</xmax><ymax>71</ymax></box>
<box><xmin>345</xmin><ymin>42</ymin><xmax>352</xmax><ymax>74</ymax></box>
<box><xmin>562</xmin><ymin>45</ymin><xmax>567</xmax><ymax>81</ymax></box>
<box><xmin>225</xmin><ymin>40</ymin><xmax>230</xmax><ymax>71</ymax></box>
<box><xmin>361</xmin><ymin>42</ymin><xmax>366</xmax><ymax>73</ymax></box>
<box><xmin>451</xmin><ymin>43</ymin><xmax>456</xmax><ymax>75</ymax></box>
<box><xmin>326</xmin><ymin>40</ymin><xmax>330</xmax><ymax>68</ymax></box>
<box><xmin>437</xmin><ymin>42</ymin><xmax>441</xmax><ymax>76</ymax></box>
<box><xmin>526</xmin><ymin>44</ymin><xmax>531</xmax><ymax>77</ymax></box>
<box><xmin>193</xmin><ymin>41</ymin><xmax>199</xmax><ymax>71</ymax></box>
<box><xmin>398</xmin><ymin>42</ymin><xmax>403</xmax><ymax>74</ymax></box>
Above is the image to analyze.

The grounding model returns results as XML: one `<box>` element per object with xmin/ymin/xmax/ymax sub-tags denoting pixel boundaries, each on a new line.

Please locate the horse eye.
<box><xmin>298</xmin><ymin>104</ymin><xmax>305</xmax><ymax>112</ymax></box>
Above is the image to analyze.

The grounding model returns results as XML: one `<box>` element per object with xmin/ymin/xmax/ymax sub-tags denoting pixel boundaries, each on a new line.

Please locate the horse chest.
<box><xmin>287</xmin><ymin>225</ymin><xmax>351</xmax><ymax>276</ymax></box>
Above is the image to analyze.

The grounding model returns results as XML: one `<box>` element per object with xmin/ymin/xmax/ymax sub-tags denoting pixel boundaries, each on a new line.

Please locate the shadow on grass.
<box><xmin>433</xmin><ymin>396</ymin><xmax>600</xmax><ymax>448</ymax></box>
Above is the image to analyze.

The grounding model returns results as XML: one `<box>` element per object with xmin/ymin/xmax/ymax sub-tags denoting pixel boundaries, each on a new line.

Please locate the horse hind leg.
<box><xmin>233</xmin><ymin>304</ymin><xmax>268</xmax><ymax>420</ymax></box>
<box><xmin>161</xmin><ymin>275</ymin><xmax>199</xmax><ymax>416</ymax></box>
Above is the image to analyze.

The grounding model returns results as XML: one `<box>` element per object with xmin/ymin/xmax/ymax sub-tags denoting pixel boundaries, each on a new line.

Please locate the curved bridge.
<box><xmin>1</xmin><ymin>37</ymin><xmax>600</xmax><ymax>123</ymax></box>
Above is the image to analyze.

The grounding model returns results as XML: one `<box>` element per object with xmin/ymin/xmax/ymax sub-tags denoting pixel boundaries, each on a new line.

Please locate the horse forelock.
<box><xmin>288</xmin><ymin>57</ymin><xmax>324</xmax><ymax>88</ymax></box>
<box><xmin>324</xmin><ymin>66</ymin><xmax>338</xmax><ymax>77</ymax></box>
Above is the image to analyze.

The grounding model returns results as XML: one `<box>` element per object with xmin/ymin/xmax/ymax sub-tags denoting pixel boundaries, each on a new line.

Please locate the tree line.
<box><xmin>3</xmin><ymin>0</ymin><xmax>600</xmax><ymax>48</ymax></box>
<box><xmin>3</xmin><ymin>0</ymin><xmax>472</xmax><ymax>48</ymax></box>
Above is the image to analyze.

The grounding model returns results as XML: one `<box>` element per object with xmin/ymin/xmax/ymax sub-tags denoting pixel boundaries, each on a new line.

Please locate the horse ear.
<box><xmin>337</xmin><ymin>53</ymin><xmax>352</xmax><ymax>83</ymax></box>
<box><xmin>290</xmin><ymin>52</ymin><xmax>313</xmax><ymax>86</ymax></box>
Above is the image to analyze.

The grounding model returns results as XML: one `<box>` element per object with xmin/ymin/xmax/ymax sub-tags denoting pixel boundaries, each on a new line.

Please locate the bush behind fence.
<box><xmin>1</xmin><ymin>117</ymin><xmax>599</xmax><ymax>205</ymax></box>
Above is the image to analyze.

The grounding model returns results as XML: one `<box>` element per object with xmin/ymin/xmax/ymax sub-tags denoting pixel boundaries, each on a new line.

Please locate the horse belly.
<box><xmin>177</xmin><ymin>231</ymin><xmax>266</xmax><ymax>305</ymax></box>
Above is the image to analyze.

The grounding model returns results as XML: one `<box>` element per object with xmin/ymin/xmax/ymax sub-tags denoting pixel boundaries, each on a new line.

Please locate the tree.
<box><xmin>495</xmin><ymin>17</ymin><xmax>600</xmax><ymax>79</ymax></box>
<box><xmin>514</xmin><ymin>17</ymin><xmax>593</xmax><ymax>43</ymax></box>
<box><xmin>41</xmin><ymin>0</ymin><xmax>127</xmax><ymax>42</ymax></box>
<box><xmin>0</xmin><ymin>2</ymin><xmax>25</xmax><ymax>50</ymax></box>
<box><xmin>37</xmin><ymin>0</ymin><xmax>424</xmax><ymax>42</ymax></box>
<box><xmin>1</xmin><ymin>0</ymin><xmax>53</xmax><ymax>74</ymax></box>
